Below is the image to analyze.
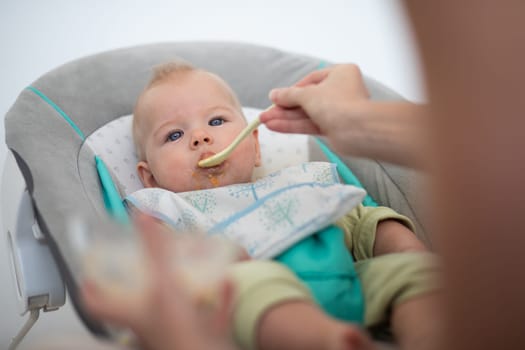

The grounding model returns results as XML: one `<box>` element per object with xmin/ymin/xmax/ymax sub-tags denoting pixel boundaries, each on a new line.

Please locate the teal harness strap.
<box><xmin>315</xmin><ymin>138</ymin><xmax>378</xmax><ymax>207</ymax></box>
<box><xmin>27</xmin><ymin>86</ymin><xmax>129</xmax><ymax>224</ymax></box>
<box><xmin>276</xmin><ymin>225</ymin><xmax>365</xmax><ymax>324</ymax></box>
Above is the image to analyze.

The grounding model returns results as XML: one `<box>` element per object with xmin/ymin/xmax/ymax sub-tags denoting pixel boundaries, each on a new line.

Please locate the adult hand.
<box><xmin>261</xmin><ymin>64</ymin><xmax>370</xmax><ymax>138</ymax></box>
<box><xmin>261</xmin><ymin>64</ymin><xmax>428</xmax><ymax>167</ymax></box>
<box><xmin>81</xmin><ymin>215</ymin><xmax>238</xmax><ymax>350</ymax></box>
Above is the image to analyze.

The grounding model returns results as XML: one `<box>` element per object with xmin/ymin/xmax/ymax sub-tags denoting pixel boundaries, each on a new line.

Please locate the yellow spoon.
<box><xmin>198</xmin><ymin>115</ymin><xmax>262</xmax><ymax>168</ymax></box>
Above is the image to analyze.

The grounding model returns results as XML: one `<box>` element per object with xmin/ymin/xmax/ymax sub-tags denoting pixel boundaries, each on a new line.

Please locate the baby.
<box><xmin>129</xmin><ymin>61</ymin><xmax>440</xmax><ymax>350</ymax></box>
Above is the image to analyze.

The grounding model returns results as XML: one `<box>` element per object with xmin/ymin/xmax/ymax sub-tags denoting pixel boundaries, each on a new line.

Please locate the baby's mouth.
<box><xmin>198</xmin><ymin>152</ymin><xmax>224</xmax><ymax>173</ymax></box>
<box><xmin>199</xmin><ymin>151</ymin><xmax>215</xmax><ymax>162</ymax></box>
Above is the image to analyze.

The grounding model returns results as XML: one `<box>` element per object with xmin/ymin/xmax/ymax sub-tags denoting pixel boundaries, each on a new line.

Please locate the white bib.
<box><xmin>126</xmin><ymin>162</ymin><xmax>366</xmax><ymax>259</ymax></box>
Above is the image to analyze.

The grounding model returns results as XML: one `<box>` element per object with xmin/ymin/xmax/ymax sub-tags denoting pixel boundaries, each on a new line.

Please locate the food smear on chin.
<box><xmin>190</xmin><ymin>171</ymin><xmax>221</xmax><ymax>189</ymax></box>
<box><xmin>208</xmin><ymin>174</ymin><xmax>220</xmax><ymax>187</ymax></box>
<box><xmin>191</xmin><ymin>171</ymin><xmax>204</xmax><ymax>190</ymax></box>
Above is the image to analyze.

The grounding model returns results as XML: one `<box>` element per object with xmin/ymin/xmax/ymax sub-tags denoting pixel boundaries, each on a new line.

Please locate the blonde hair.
<box><xmin>132</xmin><ymin>61</ymin><xmax>196</xmax><ymax>160</ymax></box>
<box><xmin>146</xmin><ymin>61</ymin><xmax>196</xmax><ymax>88</ymax></box>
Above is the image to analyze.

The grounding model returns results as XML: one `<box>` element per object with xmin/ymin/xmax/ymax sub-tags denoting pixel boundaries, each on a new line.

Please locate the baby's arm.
<box><xmin>338</xmin><ymin>205</ymin><xmax>427</xmax><ymax>260</ymax></box>
<box><xmin>373</xmin><ymin>219</ymin><xmax>427</xmax><ymax>256</ymax></box>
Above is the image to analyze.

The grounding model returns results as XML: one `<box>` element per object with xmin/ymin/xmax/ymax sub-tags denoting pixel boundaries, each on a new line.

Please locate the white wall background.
<box><xmin>0</xmin><ymin>0</ymin><xmax>424</xmax><ymax>348</ymax></box>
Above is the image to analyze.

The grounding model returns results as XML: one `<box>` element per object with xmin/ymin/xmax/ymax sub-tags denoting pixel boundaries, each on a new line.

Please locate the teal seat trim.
<box><xmin>95</xmin><ymin>156</ymin><xmax>130</xmax><ymax>225</ymax></box>
<box><xmin>315</xmin><ymin>138</ymin><xmax>378</xmax><ymax>207</ymax></box>
<box><xmin>26</xmin><ymin>86</ymin><xmax>86</xmax><ymax>140</ymax></box>
<box><xmin>27</xmin><ymin>86</ymin><xmax>129</xmax><ymax>224</ymax></box>
<box><xmin>317</xmin><ymin>60</ymin><xmax>328</xmax><ymax>69</ymax></box>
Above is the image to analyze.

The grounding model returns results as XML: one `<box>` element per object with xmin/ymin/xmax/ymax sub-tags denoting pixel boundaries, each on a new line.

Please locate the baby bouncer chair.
<box><xmin>1</xmin><ymin>41</ymin><xmax>430</xmax><ymax>349</ymax></box>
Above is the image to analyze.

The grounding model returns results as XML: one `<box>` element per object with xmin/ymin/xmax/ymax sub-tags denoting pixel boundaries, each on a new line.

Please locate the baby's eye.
<box><xmin>209</xmin><ymin>117</ymin><xmax>225</xmax><ymax>126</ymax></box>
<box><xmin>166</xmin><ymin>130</ymin><xmax>184</xmax><ymax>142</ymax></box>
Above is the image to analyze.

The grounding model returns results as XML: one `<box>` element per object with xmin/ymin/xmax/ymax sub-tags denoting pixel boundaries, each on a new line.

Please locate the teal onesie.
<box><xmin>276</xmin><ymin>225</ymin><xmax>365</xmax><ymax>324</ymax></box>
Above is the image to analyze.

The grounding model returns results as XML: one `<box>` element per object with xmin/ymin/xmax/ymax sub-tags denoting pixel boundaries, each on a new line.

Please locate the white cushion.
<box><xmin>86</xmin><ymin>107</ymin><xmax>309</xmax><ymax>195</ymax></box>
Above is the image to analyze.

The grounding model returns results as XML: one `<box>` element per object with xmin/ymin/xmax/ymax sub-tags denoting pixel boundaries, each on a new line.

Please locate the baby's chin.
<box><xmin>201</xmin><ymin>174</ymin><xmax>252</xmax><ymax>189</ymax></box>
<box><xmin>184</xmin><ymin>172</ymin><xmax>229</xmax><ymax>191</ymax></box>
<box><xmin>181</xmin><ymin>167</ymin><xmax>254</xmax><ymax>192</ymax></box>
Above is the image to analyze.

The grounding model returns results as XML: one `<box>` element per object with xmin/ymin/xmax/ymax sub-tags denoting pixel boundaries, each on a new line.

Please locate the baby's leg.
<box><xmin>355</xmin><ymin>252</ymin><xmax>441</xmax><ymax>350</ymax></box>
<box><xmin>391</xmin><ymin>292</ymin><xmax>443</xmax><ymax>350</ymax></box>
<box><xmin>257</xmin><ymin>300</ymin><xmax>375</xmax><ymax>350</ymax></box>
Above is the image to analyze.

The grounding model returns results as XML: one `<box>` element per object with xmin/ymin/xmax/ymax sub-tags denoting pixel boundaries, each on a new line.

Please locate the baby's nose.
<box><xmin>191</xmin><ymin>131</ymin><xmax>213</xmax><ymax>148</ymax></box>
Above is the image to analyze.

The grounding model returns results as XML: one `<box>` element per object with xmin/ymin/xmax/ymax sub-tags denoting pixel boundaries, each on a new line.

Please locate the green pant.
<box><xmin>229</xmin><ymin>252</ymin><xmax>439</xmax><ymax>349</ymax></box>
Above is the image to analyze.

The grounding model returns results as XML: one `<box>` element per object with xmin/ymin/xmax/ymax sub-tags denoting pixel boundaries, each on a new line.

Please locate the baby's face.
<box><xmin>136</xmin><ymin>71</ymin><xmax>261</xmax><ymax>192</ymax></box>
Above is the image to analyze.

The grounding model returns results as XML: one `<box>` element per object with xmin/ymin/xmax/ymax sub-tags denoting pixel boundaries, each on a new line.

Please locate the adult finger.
<box><xmin>264</xmin><ymin>117</ymin><xmax>321</xmax><ymax>135</ymax></box>
<box><xmin>269</xmin><ymin>85</ymin><xmax>314</xmax><ymax>109</ymax></box>
<box><xmin>294</xmin><ymin>68</ymin><xmax>331</xmax><ymax>87</ymax></box>
<box><xmin>261</xmin><ymin>106</ymin><xmax>320</xmax><ymax>134</ymax></box>
<box><xmin>137</xmin><ymin>216</ymin><xmax>172</xmax><ymax>270</ymax></box>
<box><xmin>260</xmin><ymin>106</ymin><xmax>307</xmax><ymax>122</ymax></box>
<box><xmin>210</xmin><ymin>279</ymin><xmax>235</xmax><ymax>334</ymax></box>
<box><xmin>81</xmin><ymin>281</ymin><xmax>141</xmax><ymax>329</ymax></box>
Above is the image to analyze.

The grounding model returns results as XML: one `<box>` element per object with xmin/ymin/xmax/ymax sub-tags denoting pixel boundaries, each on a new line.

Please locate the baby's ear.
<box><xmin>137</xmin><ymin>161</ymin><xmax>158</xmax><ymax>188</ymax></box>
<box><xmin>252</xmin><ymin>129</ymin><xmax>262</xmax><ymax>167</ymax></box>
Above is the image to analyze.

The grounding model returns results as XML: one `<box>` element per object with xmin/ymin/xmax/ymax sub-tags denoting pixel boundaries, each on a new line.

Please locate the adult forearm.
<box><xmin>327</xmin><ymin>101</ymin><xmax>429</xmax><ymax>168</ymax></box>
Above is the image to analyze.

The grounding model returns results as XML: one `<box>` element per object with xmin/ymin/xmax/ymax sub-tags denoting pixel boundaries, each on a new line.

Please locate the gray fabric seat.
<box><xmin>3</xmin><ymin>41</ymin><xmax>429</xmax><ymax>341</ymax></box>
